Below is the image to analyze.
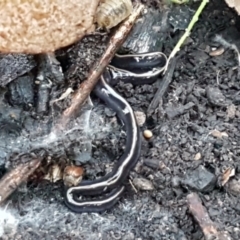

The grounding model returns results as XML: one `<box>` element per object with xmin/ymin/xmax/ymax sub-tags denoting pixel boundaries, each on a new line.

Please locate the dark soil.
<box><xmin>1</xmin><ymin>0</ymin><xmax>240</xmax><ymax>239</ymax></box>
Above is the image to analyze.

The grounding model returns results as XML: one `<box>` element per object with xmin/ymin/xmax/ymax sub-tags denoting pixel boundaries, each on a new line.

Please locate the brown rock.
<box><xmin>225</xmin><ymin>0</ymin><xmax>240</xmax><ymax>14</ymax></box>
<box><xmin>0</xmin><ymin>0</ymin><xmax>100</xmax><ymax>53</ymax></box>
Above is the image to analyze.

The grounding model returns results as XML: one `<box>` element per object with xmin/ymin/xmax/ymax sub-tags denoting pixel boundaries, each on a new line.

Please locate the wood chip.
<box><xmin>210</xmin><ymin>129</ymin><xmax>228</xmax><ymax>138</ymax></box>
<box><xmin>219</xmin><ymin>167</ymin><xmax>235</xmax><ymax>187</ymax></box>
<box><xmin>43</xmin><ymin>164</ymin><xmax>63</xmax><ymax>183</ymax></box>
<box><xmin>209</xmin><ymin>47</ymin><xmax>225</xmax><ymax>56</ymax></box>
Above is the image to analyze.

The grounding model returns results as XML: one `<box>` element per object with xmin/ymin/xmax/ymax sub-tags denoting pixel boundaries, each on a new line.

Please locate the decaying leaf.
<box><xmin>43</xmin><ymin>164</ymin><xmax>63</xmax><ymax>183</ymax></box>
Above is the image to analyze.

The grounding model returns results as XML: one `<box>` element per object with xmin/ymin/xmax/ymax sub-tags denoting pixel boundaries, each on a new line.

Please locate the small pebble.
<box><xmin>172</xmin><ymin>176</ymin><xmax>181</xmax><ymax>188</ymax></box>
<box><xmin>182</xmin><ymin>165</ymin><xmax>217</xmax><ymax>193</ymax></box>
<box><xmin>227</xmin><ymin>104</ymin><xmax>236</xmax><ymax>119</ymax></box>
<box><xmin>122</xmin><ymin>232</ymin><xmax>135</xmax><ymax>240</ymax></box>
<box><xmin>194</xmin><ymin>152</ymin><xmax>201</xmax><ymax>161</ymax></box>
<box><xmin>143</xmin><ymin>158</ymin><xmax>160</xmax><ymax>169</ymax></box>
<box><xmin>134</xmin><ymin>111</ymin><xmax>146</xmax><ymax>126</ymax></box>
<box><xmin>226</xmin><ymin>179</ymin><xmax>240</xmax><ymax>196</ymax></box>
<box><xmin>206</xmin><ymin>87</ymin><xmax>227</xmax><ymax>107</ymax></box>
<box><xmin>133</xmin><ymin>177</ymin><xmax>154</xmax><ymax>191</ymax></box>
<box><xmin>143</xmin><ymin>129</ymin><xmax>153</xmax><ymax>139</ymax></box>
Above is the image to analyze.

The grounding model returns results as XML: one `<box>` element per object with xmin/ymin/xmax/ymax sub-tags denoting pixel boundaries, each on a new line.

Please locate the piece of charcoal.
<box><xmin>168</xmin><ymin>5</ymin><xmax>195</xmax><ymax>31</ymax></box>
<box><xmin>187</xmin><ymin>122</ymin><xmax>205</xmax><ymax>134</ymax></box>
<box><xmin>206</xmin><ymin>86</ymin><xmax>228</xmax><ymax>107</ymax></box>
<box><xmin>36</xmin><ymin>53</ymin><xmax>64</xmax><ymax>85</ymax></box>
<box><xmin>66</xmin><ymin>141</ymin><xmax>92</xmax><ymax>164</ymax></box>
<box><xmin>0</xmin><ymin>54</ymin><xmax>36</xmax><ymax>87</ymax></box>
<box><xmin>181</xmin><ymin>165</ymin><xmax>217</xmax><ymax>193</ymax></box>
<box><xmin>45</xmin><ymin>53</ymin><xmax>64</xmax><ymax>84</ymax></box>
<box><xmin>0</xmin><ymin>104</ymin><xmax>25</xmax><ymax>165</ymax></box>
<box><xmin>7</xmin><ymin>73</ymin><xmax>34</xmax><ymax>110</ymax></box>
<box><xmin>121</xmin><ymin>8</ymin><xmax>168</xmax><ymax>53</ymax></box>
<box><xmin>147</xmin><ymin>58</ymin><xmax>177</xmax><ymax>116</ymax></box>
<box><xmin>143</xmin><ymin>158</ymin><xmax>161</xmax><ymax>169</ymax></box>
<box><xmin>166</xmin><ymin>102</ymin><xmax>195</xmax><ymax>119</ymax></box>
<box><xmin>210</xmin><ymin>26</ymin><xmax>240</xmax><ymax>50</ymax></box>
<box><xmin>36</xmin><ymin>83</ymin><xmax>51</xmax><ymax>114</ymax></box>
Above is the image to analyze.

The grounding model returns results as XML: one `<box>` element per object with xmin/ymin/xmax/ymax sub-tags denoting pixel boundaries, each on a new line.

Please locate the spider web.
<box><xmin>0</xmin><ymin>97</ymin><xmax>116</xmax><ymax>168</ymax></box>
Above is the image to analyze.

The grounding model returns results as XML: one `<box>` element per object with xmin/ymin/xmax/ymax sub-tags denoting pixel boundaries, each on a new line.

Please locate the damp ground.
<box><xmin>1</xmin><ymin>0</ymin><xmax>240</xmax><ymax>239</ymax></box>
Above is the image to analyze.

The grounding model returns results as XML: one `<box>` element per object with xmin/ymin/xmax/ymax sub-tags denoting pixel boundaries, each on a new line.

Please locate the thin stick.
<box><xmin>147</xmin><ymin>57</ymin><xmax>177</xmax><ymax>116</ymax></box>
<box><xmin>60</xmin><ymin>3</ymin><xmax>144</xmax><ymax>126</ymax></box>
<box><xmin>164</xmin><ymin>0</ymin><xmax>209</xmax><ymax>74</ymax></box>
<box><xmin>187</xmin><ymin>193</ymin><xmax>231</xmax><ymax>240</ymax></box>
<box><xmin>170</xmin><ymin>0</ymin><xmax>189</xmax><ymax>4</ymax></box>
<box><xmin>0</xmin><ymin>159</ymin><xmax>41</xmax><ymax>205</ymax></box>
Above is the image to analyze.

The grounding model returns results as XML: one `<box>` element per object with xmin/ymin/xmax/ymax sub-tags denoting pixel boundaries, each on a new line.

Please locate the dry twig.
<box><xmin>187</xmin><ymin>192</ymin><xmax>231</xmax><ymax>240</ymax></box>
<box><xmin>0</xmin><ymin>159</ymin><xmax>41</xmax><ymax>205</ymax></box>
<box><xmin>60</xmin><ymin>3</ymin><xmax>144</xmax><ymax>126</ymax></box>
<box><xmin>147</xmin><ymin>57</ymin><xmax>177</xmax><ymax>116</ymax></box>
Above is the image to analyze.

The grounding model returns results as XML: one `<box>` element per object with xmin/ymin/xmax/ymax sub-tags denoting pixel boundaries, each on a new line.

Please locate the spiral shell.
<box><xmin>96</xmin><ymin>0</ymin><xmax>133</xmax><ymax>29</ymax></box>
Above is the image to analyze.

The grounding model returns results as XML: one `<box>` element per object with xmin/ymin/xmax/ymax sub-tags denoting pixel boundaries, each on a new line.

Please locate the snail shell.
<box><xmin>96</xmin><ymin>0</ymin><xmax>133</xmax><ymax>29</ymax></box>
